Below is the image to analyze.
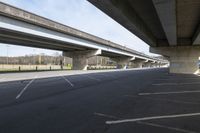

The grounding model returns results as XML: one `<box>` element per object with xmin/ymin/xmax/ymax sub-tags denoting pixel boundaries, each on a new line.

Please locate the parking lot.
<box><xmin>0</xmin><ymin>68</ymin><xmax>200</xmax><ymax>133</ymax></box>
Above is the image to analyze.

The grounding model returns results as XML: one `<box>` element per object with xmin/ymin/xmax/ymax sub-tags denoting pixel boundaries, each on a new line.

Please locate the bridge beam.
<box><xmin>63</xmin><ymin>49</ymin><xmax>101</xmax><ymax>70</ymax></box>
<box><xmin>150</xmin><ymin>46</ymin><xmax>200</xmax><ymax>74</ymax></box>
<box><xmin>193</xmin><ymin>24</ymin><xmax>200</xmax><ymax>45</ymax></box>
<box><xmin>87</xmin><ymin>0</ymin><xmax>157</xmax><ymax>46</ymax></box>
<box><xmin>152</xmin><ymin>0</ymin><xmax>177</xmax><ymax>46</ymax></box>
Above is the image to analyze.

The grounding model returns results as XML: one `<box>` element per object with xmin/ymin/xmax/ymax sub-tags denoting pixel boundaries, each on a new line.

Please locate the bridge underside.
<box><xmin>0</xmin><ymin>28</ymin><xmax>90</xmax><ymax>52</ymax></box>
<box><xmin>1</xmin><ymin>27</ymin><xmax>160</xmax><ymax>70</ymax></box>
<box><xmin>88</xmin><ymin>0</ymin><xmax>200</xmax><ymax>74</ymax></box>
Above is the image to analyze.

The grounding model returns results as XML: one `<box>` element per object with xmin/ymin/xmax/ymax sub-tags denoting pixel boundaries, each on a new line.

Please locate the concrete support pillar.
<box><xmin>150</xmin><ymin>46</ymin><xmax>200</xmax><ymax>74</ymax></box>
<box><xmin>135</xmin><ymin>62</ymin><xmax>143</xmax><ymax>68</ymax></box>
<box><xmin>132</xmin><ymin>59</ymin><xmax>148</xmax><ymax>68</ymax></box>
<box><xmin>169</xmin><ymin>55</ymin><xmax>199</xmax><ymax>74</ymax></box>
<box><xmin>157</xmin><ymin>62</ymin><xmax>161</xmax><ymax>68</ymax></box>
<box><xmin>150</xmin><ymin>61</ymin><xmax>156</xmax><ymax>68</ymax></box>
<box><xmin>111</xmin><ymin>57</ymin><xmax>132</xmax><ymax>69</ymax></box>
<box><xmin>144</xmin><ymin>62</ymin><xmax>152</xmax><ymax>68</ymax></box>
<box><xmin>155</xmin><ymin>63</ymin><xmax>160</xmax><ymax>68</ymax></box>
<box><xmin>116</xmin><ymin>60</ymin><xmax>129</xmax><ymax>69</ymax></box>
<box><xmin>152</xmin><ymin>63</ymin><xmax>157</xmax><ymax>68</ymax></box>
<box><xmin>63</xmin><ymin>49</ymin><xmax>101</xmax><ymax>70</ymax></box>
<box><xmin>72</xmin><ymin>56</ymin><xmax>88</xmax><ymax>70</ymax></box>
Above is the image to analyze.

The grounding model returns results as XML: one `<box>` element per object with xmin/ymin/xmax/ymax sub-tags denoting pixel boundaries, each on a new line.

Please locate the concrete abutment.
<box><xmin>150</xmin><ymin>46</ymin><xmax>200</xmax><ymax>74</ymax></box>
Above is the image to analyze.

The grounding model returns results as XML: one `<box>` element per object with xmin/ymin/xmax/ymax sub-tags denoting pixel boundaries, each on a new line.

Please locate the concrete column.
<box><xmin>144</xmin><ymin>62</ymin><xmax>152</xmax><ymax>68</ymax></box>
<box><xmin>117</xmin><ymin>63</ymin><xmax>128</xmax><ymax>69</ymax></box>
<box><xmin>169</xmin><ymin>55</ymin><xmax>199</xmax><ymax>74</ymax></box>
<box><xmin>63</xmin><ymin>49</ymin><xmax>101</xmax><ymax>70</ymax></box>
<box><xmin>150</xmin><ymin>46</ymin><xmax>200</xmax><ymax>74</ymax></box>
<box><xmin>155</xmin><ymin>63</ymin><xmax>160</xmax><ymax>68</ymax></box>
<box><xmin>111</xmin><ymin>57</ymin><xmax>132</xmax><ymax>69</ymax></box>
<box><xmin>116</xmin><ymin>60</ymin><xmax>129</xmax><ymax>69</ymax></box>
<box><xmin>157</xmin><ymin>62</ymin><xmax>161</xmax><ymax>68</ymax></box>
<box><xmin>150</xmin><ymin>61</ymin><xmax>157</xmax><ymax>68</ymax></box>
<box><xmin>132</xmin><ymin>59</ymin><xmax>148</xmax><ymax>68</ymax></box>
<box><xmin>135</xmin><ymin>62</ymin><xmax>143</xmax><ymax>68</ymax></box>
<box><xmin>72</xmin><ymin>55</ymin><xmax>88</xmax><ymax>70</ymax></box>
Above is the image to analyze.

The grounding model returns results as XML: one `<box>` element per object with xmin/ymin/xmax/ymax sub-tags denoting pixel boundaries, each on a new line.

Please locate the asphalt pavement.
<box><xmin>1</xmin><ymin>68</ymin><xmax>200</xmax><ymax>133</ymax></box>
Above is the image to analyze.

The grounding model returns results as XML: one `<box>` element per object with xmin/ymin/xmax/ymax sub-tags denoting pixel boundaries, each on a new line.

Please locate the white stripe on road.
<box><xmin>62</xmin><ymin>76</ymin><xmax>74</xmax><ymax>87</ymax></box>
<box><xmin>83</xmin><ymin>75</ymin><xmax>101</xmax><ymax>81</ymax></box>
<box><xmin>94</xmin><ymin>112</ymin><xmax>120</xmax><ymax>119</ymax></box>
<box><xmin>94</xmin><ymin>111</ymin><xmax>197</xmax><ymax>133</ymax></box>
<box><xmin>152</xmin><ymin>82</ymin><xmax>200</xmax><ymax>86</ymax></box>
<box><xmin>137</xmin><ymin>121</ymin><xmax>198</xmax><ymax>133</ymax></box>
<box><xmin>16</xmin><ymin>76</ymin><xmax>37</xmax><ymax>99</ymax></box>
<box><xmin>138</xmin><ymin>90</ymin><xmax>200</xmax><ymax>96</ymax></box>
<box><xmin>106</xmin><ymin>112</ymin><xmax>200</xmax><ymax>125</ymax></box>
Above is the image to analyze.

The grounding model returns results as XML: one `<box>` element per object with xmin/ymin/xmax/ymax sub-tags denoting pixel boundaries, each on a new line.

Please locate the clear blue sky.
<box><xmin>0</xmin><ymin>0</ymin><xmax>154</xmax><ymax>57</ymax></box>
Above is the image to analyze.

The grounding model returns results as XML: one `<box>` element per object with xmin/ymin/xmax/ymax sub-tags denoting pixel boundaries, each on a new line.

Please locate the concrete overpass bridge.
<box><xmin>88</xmin><ymin>0</ymin><xmax>200</xmax><ymax>74</ymax></box>
<box><xmin>0</xmin><ymin>2</ymin><xmax>167</xmax><ymax>70</ymax></box>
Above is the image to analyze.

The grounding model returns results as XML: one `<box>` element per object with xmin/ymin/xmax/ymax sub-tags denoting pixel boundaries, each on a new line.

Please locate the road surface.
<box><xmin>0</xmin><ymin>68</ymin><xmax>200</xmax><ymax>133</ymax></box>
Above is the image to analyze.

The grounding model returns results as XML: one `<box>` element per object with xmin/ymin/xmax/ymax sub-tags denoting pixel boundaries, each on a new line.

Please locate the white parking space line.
<box><xmin>94</xmin><ymin>111</ymin><xmax>196</xmax><ymax>133</ymax></box>
<box><xmin>137</xmin><ymin>121</ymin><xmax>198</xmax><ymax>133</ymax></box>
<box><xmin>94</xmin><ymin>112</ymin><xmax>120</xmax><ymax>119</ymax></box>
<box><xmin>16</xmin><ymin>76</ymin><xmax>37</xmax><ymax>99</ymax></box>
<box><xmin>61</xmin><ymin>76</ymin><xmax>74</xmax><ymax>87</ymax></box>
<box><xmin>106</xmin><ymin>112</ymin><xmax>200</xmax><ymax>125</ymax></box>
<box><xmin>138</xmin><ymin>90</ymin><xmax>200</xmax><ymax>96</ymax></box>
<box><xmin>83</xmin><ymin>75</ymin><xmax>101</xmax><ymax>81</ymax></box>
<box><xmin>124</xmin><ymin>95</ymin><xmax>200</xmax><ymax>105</ymax></box>
<box><xmin>152</xmin><ymin>82</ymin><xmax>200</xmax><ymax>86</ymax></box>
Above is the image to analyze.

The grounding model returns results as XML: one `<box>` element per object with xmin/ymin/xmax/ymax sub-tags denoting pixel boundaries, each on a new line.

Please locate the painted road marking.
<box><xmin>152</xmin><ymin>82</ymin><xmax>200</xmax><ymax>86</ymax></box>
<box><xmin>94</xmin><ymin>112</ymin><xmax>120</xmax><ymax>119</ymax></box>
<box><xmin>83</xmin><ymin>75</ymin><xmax>101</xmax><ymax>81</ymax></box>
<box><xmin>62</xmin><ymin>76</ymin><xmax>74</xmax><ymax>87</ymax></box>
<box><xmin>138</xmin><ymin>90</ymin><xmax>200</xmax><ymax>96</ymax></box>
<box><xmin>16</xmin><ymin>76</ymin><xmax>37</xmax><ymax>99</ymax></box>
<box><xmin>125</xmin><ymin>95</ymin><xmax>200</xmax><ymax>105</ymax></box>
<box><xmin>106</xmin><ymin>112</ymin><xmax>200</xmax><ymax>125</ymax></box>
<box><xmin>137</xmin><ymin>121</ymin><xmax>198</xmax><ymax>133</ymax></box>
<box><xmin>94</xmin><ymin>112</ymin><xmax>197</xmax><ymax>133</ymax></box>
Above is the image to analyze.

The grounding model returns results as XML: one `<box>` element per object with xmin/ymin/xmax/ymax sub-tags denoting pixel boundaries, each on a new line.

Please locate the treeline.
<box><xmin>0</xmin><ymin>54</ymin><xmax>68</xmax><ymax>65</ymax></box>
<box><xmin>88</xmin><ymin>56</ymin><xmax>116</xmax><ymax>66</ymax></box>
<box><xmin>0</xmin><ymin>54</ymin><xmax>115</xmax><ymax>66</ymax></box>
